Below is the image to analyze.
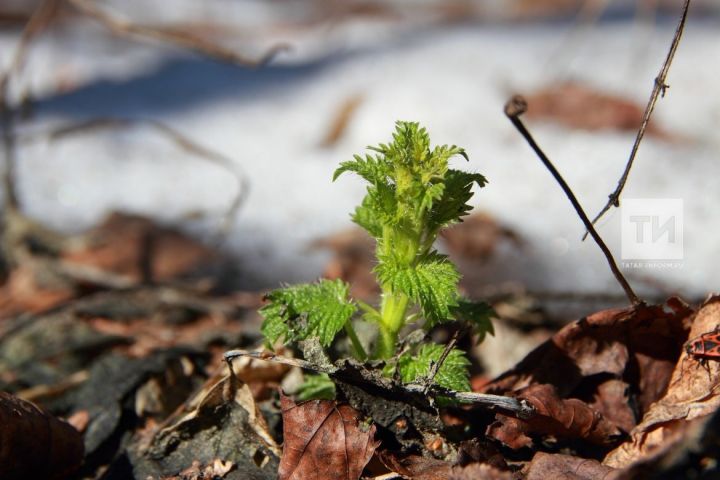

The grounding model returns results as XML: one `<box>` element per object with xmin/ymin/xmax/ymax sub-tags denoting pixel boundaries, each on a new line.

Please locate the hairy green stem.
<box><xmin>344</xmin><ymin>321</ymin><xmax>368</xmax><ymax>361</ymax></box>
<box><xmin>375</xmin><ymin>290</ymin><xmax>410</xmax><ymax>358</ymax></box>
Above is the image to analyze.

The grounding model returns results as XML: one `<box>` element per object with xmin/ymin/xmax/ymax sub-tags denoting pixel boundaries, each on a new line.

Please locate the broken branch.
<box><xmin>223</xmin><ymin>349</ymin><xmax>536</xmax><ymax>419</ymax></box>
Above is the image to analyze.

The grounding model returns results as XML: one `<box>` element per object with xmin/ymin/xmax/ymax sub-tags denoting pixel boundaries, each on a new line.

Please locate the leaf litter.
<box><xmin>4</xmin><ymin>206</ymin><xmax>720</xmax><ymax>480</ymax></box>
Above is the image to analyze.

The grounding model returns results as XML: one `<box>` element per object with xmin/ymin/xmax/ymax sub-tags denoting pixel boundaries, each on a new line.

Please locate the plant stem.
<box><xmin>375</xmin><ymin>290</ymin><xmax>410</xmax><ymax>358</ymax></box>
<box><xmin>344</xmin><ymin>321</ymin><xmax>368</xmax><ymax>361</ymax></box>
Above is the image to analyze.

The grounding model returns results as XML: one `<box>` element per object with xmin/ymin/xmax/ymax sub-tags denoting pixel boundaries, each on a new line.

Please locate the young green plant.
<box><xmin>260</xmin><ymin>121</ymin><xmax>493</xmax><ymax>392</ymax></box>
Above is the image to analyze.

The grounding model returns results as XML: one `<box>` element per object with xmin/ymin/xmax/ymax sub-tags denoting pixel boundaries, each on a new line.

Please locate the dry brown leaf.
<box><xmin>450</xmin><ymin>463</ymin><xmax>513</xmax><ymax>480</ymax></box>
<box><xmin>0</xmin><ymin>391</ymin><xmax>84</xmax><ymax>480</ymax></box>
<box><xmin>0</xmin><ymin>263</ymin><xmax>75</xmax><ymax>317</ymax></box>
<box><xmin>525</xmin><ymin>81</ymin><xmax>668</xmax><ymax>136</ymax></box>
<box><xmin>62</xmin><ymin>212</ymin><xmax>216</xmax><ymax>285</ymax></box>
<box><xmin>604</xmin><ymin>296</ymin><xmax>720</xmax><ymax>468</ymax></box>
<box><xmin>378</xmin><ymin>452</ymin><xmax>453</xmax><ymax>480</ymax></box>
<box><xmin>525</xmin><ymin>452</ymin><xmax>620</xmax><ymax>480</ymax></box>
<box><xmin>311</xmin><ymin>228</ymin><xmax>378</xmax><ymax>300</ymax></box>
<box><xmin>279</xmin><ymin>394</ymin><xmax>379</xmax><ymax>480</ymax></box>
<box><xmin>133</xmin><ymin>371</ymin><xmax>280</xmax><ymax>478</ymax></box>
<box><xmin>442</xmin><ymin>211</ymin><xmax>521</xmax><ymax>261</ymax></box>
<box><xmin>485</xmin><ymin>298</ymin><xmax>693</xmax><ymax>420</ymax></box>
<box><xmin>488</xmin><ymin>384</ymin><xmax>623</xmax><ymax>449</ymax></box>
<box><xmin>168</xmin><ymin>458</ymin><xmax>234</xmax><ymax>480</ymax></box>
<box><xmin>320</xmin><ymin>93</ymin><xmax>364</xmax><ymax>147</ymax></box>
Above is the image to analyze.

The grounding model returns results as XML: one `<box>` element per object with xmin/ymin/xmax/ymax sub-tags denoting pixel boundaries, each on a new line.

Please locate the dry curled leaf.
<box><xmin>0</xmin><ymin>391</ymin><xmax>84</xmax><ymax>480</ymax></box>
<box><xmin>279</xmin><ymin>394</ymin><xmax>379</xmax><ymax>480</ymax></box>
<box><xmin>130</xmin><ymin>370</ymin><xmax>280</xmax><ymax>479</ymax></box>
<box><xmin>525</xmin><ymin>452</ymin><xmax>619</xmax><ymax>480</ymax></box>
<box><xmin>604</xmin><ymin>295</ymin><xmax>720</xmax><ymax>468</ymax></box>
<box><xmin>485</xmin><ymin>298</ymin><xmax>693</xmax><ymax>428</ymax></box>
<box><xmin>488</xmin><ymin>384</ymin><xmax>623</xmax><ymax>449</ymax></box>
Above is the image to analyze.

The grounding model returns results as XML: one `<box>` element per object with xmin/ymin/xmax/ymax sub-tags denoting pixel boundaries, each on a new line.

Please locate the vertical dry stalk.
<box><xmin>505</xmin><ymin>95</ymin><xmax>641</xmax><ymax>306</ymax></box>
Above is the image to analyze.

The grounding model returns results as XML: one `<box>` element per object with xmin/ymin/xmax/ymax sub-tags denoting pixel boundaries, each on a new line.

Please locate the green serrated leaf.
<box><xmin>428</xmin><ymin>169</ymin><xmax>487</xmax><ymax>231</ymax></box>
<box><xmin>398</xmin><ymin>343</ymin><xmax>470</xmax><ymax>392</ymax></box>
<box><xmin>296</xmin><ymin>373</ymin><xmax>337</xmax><ymax>401</ymax></box>
<box><xmin>333</xmin><ymin>154</ymin><xmax>388</xmax><ymax>185</ymax></box>
<box><xmin>259</xmin><ymin>279</ymin><xmax>356</xmax><ymax>347</ymax></box>
<box><xmin>376</xmin><ymin>254</ymin><xmax>460</xmax><ymax>326</ymax></box>
<box><xmin>452</xmin><ymin>300</ymin><xmax>495</xmax><ymax>343</ymax></box>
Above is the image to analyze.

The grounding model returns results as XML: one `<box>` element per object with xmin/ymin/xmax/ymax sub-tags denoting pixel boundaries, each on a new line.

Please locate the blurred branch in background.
<box><xmin>67</xmin><ymin>0</ymin><xmax>288</xmax><ymax>67</ymax></box>
<box><xmin>0</xmin><ymin>0</ymin><xmax>288</xmax><ymax>270</ymax></box>
<box><xmin>17</xmin><ymin>117</ymin><xmax>249</xmax><ymax>244</ymax></box>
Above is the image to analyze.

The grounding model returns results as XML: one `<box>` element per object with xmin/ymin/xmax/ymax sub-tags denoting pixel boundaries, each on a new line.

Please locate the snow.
<box><xmin>2</xmin><ymin>8</ymin><xmax>719</xmax><ymax>299</ymax></box>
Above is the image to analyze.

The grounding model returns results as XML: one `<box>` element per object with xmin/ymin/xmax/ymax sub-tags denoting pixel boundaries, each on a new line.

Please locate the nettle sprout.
<box><xmin>260</xmin><ymin>121</ymin><xmax>493</xmax><ymax>393</ymax></box>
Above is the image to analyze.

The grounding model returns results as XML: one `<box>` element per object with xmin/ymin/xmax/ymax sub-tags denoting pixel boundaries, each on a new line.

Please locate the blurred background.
<box><xmin>1</xmin><ymin>0</ymin><xmax>719</xmax><ymax>322</ymax></box>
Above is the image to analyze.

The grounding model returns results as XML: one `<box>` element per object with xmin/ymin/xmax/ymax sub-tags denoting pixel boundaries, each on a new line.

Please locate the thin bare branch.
<box><xmin>68</xmin><ymin>0</ymin><xmax>288</xmax><ymax>67</ymax></box>
<box><xmin>504</xmin><ymin>95</ymin><xmax>642</xmax><ymax>306</ymax></box>
<box><xmin>1</xmin><ymin>0</ymin><xmax>63</xmax><ymax>264</ymax></box>
<box><xmin>223</xmin><ymin>349</ymin><xmax>536</xmax><ymax>419</ymax></box>
<box><xmin>18</xmin><ymin>117</ymin><xmax>249</xmax><ymax>243</ymax></box>
<box><xmin>584</xmin><ymin>0</ymin><xmax>692</xmax><ymax>238</ymax></box>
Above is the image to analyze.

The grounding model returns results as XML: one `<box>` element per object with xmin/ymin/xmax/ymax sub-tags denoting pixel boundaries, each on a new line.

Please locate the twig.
<box><xmin>504</xmin><ymin>95</ymin><xmax>642</xmax><ymax>306</ymax></box>
<box><xmin>223</xmin><ymin>349</ymin><xmax>536</xmax><ymax>419</ymax></box>
<box><xmin>0</xmin><ymin>0</ymin><xmax>62</xmax><ymax>264</ymax></box>
<box><xmin>584</xmin><ymin>0</ymin><xmax>692</xmax><ymax>238</ymax></box>
<box><xmin>423</xmin><ymin>329</ymin><xmax>459</xmax><ymax>394</ymax></box>
<box><xmin>68</xmin><ymin>0</ymin><xmax>287</xmax><ymax>67</ymax></box>
<box><xmin>18</xmin><ymin>117</ymin><xmax>249</xmax><ymax>243</ymax></box>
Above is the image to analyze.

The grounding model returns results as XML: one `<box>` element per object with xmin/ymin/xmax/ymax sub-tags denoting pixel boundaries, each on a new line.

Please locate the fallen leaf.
<box><xmin>604</xmin><ymin>296</ymin><xmax>720</xmax><ymax>468</ymax></box>
<box><xmin>442</xmin><ymin>211</ymin><xmax>521</xmax><ymax>261</ymax></box>
<box><xmin>524</xmin><ymin>81</ymin><xmax>669</xmax><ymax>136</ymax></box>
<box><xmin>378</xmin><ymin>452</ymin><xmax>452</xmax><ymax>480</ymax></box>
<box><xmin>0</xmin><ymin>391</ymin><xmax>84</xmax><ymax>480</ymax></box>
<box><xmin>62</xmin><ymin>211</ymin><xmax>217</xmax><ymax>286</ymax></box>
<box><xmin>171</xmin><ymin>458</ymin><xmax>235</xmax><ymax>480</ymax></box>
<box><xmin>279</xmin><ymin>394</ymin><xmax>379</xmax><ymax>480</ymax></box>
<box><xmin>131</xmin><ymin>370</ymin><xmax>280</xmax><ymax>479</ymax></box>
<box><xmin>450</xmin><ymin>463</ymin><xmax>513</xmax><ymax>480</ymax></box>
<box><xmin>311</xmin><ymin>228</ymin><xmax>378</xmax><ymax>300</ymax></box>
<box><xmin>0</xmin><ymin>263</ymin><xmax>75</xmax><ymax>317</ymax></box>
<box><xmin>525</xmin><ymin>452</ymin><xmax>620</xmax><ymax>480</ymax></box>
<box><xmin>485</xmin><ymin>298</ymin><xmax>693</xmax><ymax>421</ymax></box>
<box><xmin>320</xmin><ymin>93</ymin><xmax>364</xmax><ymax>147</ymax></box>
<box><xmin>487</xmin><ymin>383</ymin><xmax>623</xmax><ymax>449</ymax></box>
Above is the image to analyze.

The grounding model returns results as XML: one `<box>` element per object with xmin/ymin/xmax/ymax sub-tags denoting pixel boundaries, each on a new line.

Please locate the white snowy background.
<box><xmin>1</xmin><ymin>0</ymin><xmax>718</xmax><ymax>305</ymax></box>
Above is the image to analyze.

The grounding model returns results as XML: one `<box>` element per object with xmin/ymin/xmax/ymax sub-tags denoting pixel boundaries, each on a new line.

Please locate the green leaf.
<box><xmin>398</xmin><ymin>343</ymin><xmax>470</xmax><ymax>392</ymax></box>
<box><xmin>296</xmin><ymin>373</ymin><xmax>336</xmax><ymax>401</ymax></box>
<box><xmin>260</xmin><ymin>279</ymin><xmax>357</xmax><ymax>347</ymax></box>
<box><xmin>452</xmin><ymin>300</ymin><xmax>495</xmax><ymax>343</ymax></box>
<box><xmin>351</xmin><ymin>195</ymin><xmax>383</xmax><ymax>238</ymax></box>
<box><xmin>376</xmin><ymin>254</ymin><xmax>460</xmax><ymax>326</ymax></box>
<box><xmin>428</xmin><ymin>169</ymin><xmax>487</xmax><ymax>231</ymax></box>
<box><xmin>333</xmin><ymin>154</ymin><xmax>388</xmax><ymax>185</ymax></box>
